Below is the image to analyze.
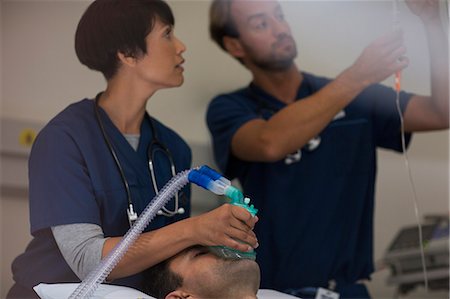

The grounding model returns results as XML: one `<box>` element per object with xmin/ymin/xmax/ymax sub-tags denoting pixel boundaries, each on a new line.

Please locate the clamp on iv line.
<box><xmin>393</xmin><ymin>0</ymin><xmax>402</xmax><ymax>94</ymax></box>
<box><xmin>68</xmin><ymin>165</ymin><xmax>258</xmax><ymax>299</ymax></box>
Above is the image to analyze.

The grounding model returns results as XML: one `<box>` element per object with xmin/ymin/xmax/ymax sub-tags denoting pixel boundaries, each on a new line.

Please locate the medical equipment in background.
<box><xmin>0</xmin><ymin>118</ymin><xmax>42</xmax><ymax>196</ymax></box>
<box><xmin>94</xmin><ymin>92</ymin><xmax>186</xmax><ymax>224</ymax></box>
<box><xmin>68</xmin><ymin>165</ymin><xmax>258</xmax><ymax>299</ymax></box>
<box><xmin>383</xmin><ymin>215</ymin><xmax>449</xmax><ymax>296</ymax></box>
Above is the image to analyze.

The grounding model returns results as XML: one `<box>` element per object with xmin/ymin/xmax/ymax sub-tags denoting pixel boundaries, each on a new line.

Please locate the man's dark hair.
<box><xmin>75</xmin><ymin>0</ymin><xmax>174</xmax><ymax>80</ymax></box>
<box><xmin>142</xmin><ymin>259</ymin><xmax>183</xmax><ymax>299</ymax></box>
<box><xmin>209</xmin><ymin>0</ymin><xmax>239</xmax><ymax>51</ymax></box>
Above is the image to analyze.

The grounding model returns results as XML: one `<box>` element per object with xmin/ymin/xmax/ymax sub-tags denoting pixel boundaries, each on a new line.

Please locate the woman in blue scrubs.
<box><xmin>6</xmin><ymin>1</ymin><xmax>258</xmax><ymax>298</ymax></box>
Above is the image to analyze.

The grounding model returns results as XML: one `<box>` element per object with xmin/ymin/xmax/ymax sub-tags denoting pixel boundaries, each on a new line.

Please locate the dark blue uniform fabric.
<box><xmin>10</xmin><ymin>99</ymin><xmax>191</xmax><ymax>293</ymax></box>
<box><xmin>206</xmin><ymin>72</ymin><xmax>412</xmax><ymax>294</ymax></box>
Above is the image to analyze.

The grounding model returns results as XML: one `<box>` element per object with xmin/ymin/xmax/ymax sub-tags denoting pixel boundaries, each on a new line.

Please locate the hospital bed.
<box><xmin>34</xmin><ymin>283</ymin><xmax>299</xmax><ymax>299</ymax></box>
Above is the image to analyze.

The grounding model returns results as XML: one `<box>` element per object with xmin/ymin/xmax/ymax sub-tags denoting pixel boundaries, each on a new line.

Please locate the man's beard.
<box><xmin>192</xmin><ymin>259</ymin><xmax>260</xmax><ymax>298</ymax></box>
<box><xmin>216</xmin><ymin>258</ymin><xmax>260</xmax><ymax>294</ymax></box>
<box><xmin>253</xmin><ymin>55</ymin><xmax>295</xmax><ymax>71</ymax></box>
<box><xmin>245</xmin><ymin>36</ymin><xmax>298</xmax><ymax>71</ymax></box>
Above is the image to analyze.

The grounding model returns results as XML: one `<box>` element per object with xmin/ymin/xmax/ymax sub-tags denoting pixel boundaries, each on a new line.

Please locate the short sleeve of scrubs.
<box><xmin>29</xmin><ymin>123</ymin><xmax>99</xmax><ymax>234</ymax></box>
<box><xmin>206</xmin><ymin>92</ymin><xmax>258</xmax><ymax>176</ymax></box>
<box><xmin>359</xmin><ymin>84</ymin><xmax>412</xmax><ymax>151</ymax></box>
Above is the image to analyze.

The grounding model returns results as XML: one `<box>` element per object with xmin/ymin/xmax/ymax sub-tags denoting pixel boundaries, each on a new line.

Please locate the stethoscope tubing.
<box><xmin>94</xmin><ymin>92</ymin><xmax>183</xmax><ymax>227</ymax></box>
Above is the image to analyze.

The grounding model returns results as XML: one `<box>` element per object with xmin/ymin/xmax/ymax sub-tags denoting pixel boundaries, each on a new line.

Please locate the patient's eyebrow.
<box><xmin>178</xmin><ymin>245</ymin><xmax>202</xmax><ymax>256</ymax></box>
<box><xmin>181</xmin><ymin>245</ymin><xmax>209</xmax><ymax>259</ymax></box>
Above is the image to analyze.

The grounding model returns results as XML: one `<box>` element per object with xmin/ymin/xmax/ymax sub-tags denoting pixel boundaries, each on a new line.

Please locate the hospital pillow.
<box><xmin>34</xmin><ymin>283</ymin><xmax>299</xmax><ymax>299</ymax></box>
<box><xmin>33</xmin><ymin>283</ymin><xmax>155</xmax><ymax>299</ymax></box>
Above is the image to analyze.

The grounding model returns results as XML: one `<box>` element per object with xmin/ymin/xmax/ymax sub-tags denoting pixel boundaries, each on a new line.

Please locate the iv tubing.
<box><xmin>392</xmin><ymin>0</ymin><xmax>428</xmax><ymax>291</ymax></box>
<box><xmin>68</xmin><ymin>169</ymin><xmax>191</xmax><ymax>299</ymax></box>
<box><xmin>394</xmin><ymin>88</ymin><xmax>429</xmax><ymax>292</ymax></box>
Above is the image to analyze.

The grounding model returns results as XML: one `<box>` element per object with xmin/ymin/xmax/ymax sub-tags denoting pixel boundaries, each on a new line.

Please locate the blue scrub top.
<box><xmin>206</xmin><ymin>72</ymin><xmax>412</xmax><ymax>290</ymax></box>
<box><xmin>11</xmin><ymin>99</ymin><xmax>191</xmax><ymax>291</ymax></box>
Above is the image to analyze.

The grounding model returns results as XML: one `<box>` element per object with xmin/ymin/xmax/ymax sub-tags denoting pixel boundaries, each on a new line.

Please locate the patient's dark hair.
<box><xmin>75</xmin><ymin>0</ymin><xmax>174</xmax><ymax>80</ymax></box>
<box><xmin>143</xmin><ymin>259</ymin><xmax>183</xmax><ymax>299</ymax></box>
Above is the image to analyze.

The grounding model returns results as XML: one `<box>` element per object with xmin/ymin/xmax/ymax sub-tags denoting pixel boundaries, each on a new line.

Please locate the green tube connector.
<box><xmin>224</xmin><ymin>186</ymin><xmax>244</xmax><ymax>204</ymax></box>
<box><xmin>224</xmin><ymin>186</ymin><xmax>258</xmax><ymax>216</ymax></box>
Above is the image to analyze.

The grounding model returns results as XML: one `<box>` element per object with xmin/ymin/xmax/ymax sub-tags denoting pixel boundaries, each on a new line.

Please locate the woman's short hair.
<box><xmin>75</xmin><ymin>0</ymin><xmax>174</xmax><ymax>80</ymax></box>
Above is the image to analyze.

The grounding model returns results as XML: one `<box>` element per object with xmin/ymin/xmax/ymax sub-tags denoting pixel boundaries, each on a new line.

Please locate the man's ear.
<box><xmin>165</xmin><ymin>290</ymin><xmax>191</xmax><ymax>299</ymax></box>
<box><xmin>117</xmin><ymin>51</ymin><xmax>137</xmax><ymax>67</ymax></box>
<box><xmin>223</xmin><ymin>36</ymin><xmax>245</xmax><ymax>59</ymax></box>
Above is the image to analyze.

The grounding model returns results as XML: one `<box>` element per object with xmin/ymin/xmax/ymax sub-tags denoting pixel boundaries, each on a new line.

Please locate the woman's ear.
<box><xmin>165</xmin><ymin>290</ymin><xmax>191</xmax><ymax>299</ymax></box>
<box><xmin>117</xmin><ymin>51</ymin><xmax>137</xmax><ymax>67</ymax></box>
<box><xmin>223</xmin><ymin>36</ymin><xmax>245</xmax><ymax>59</ymax></box>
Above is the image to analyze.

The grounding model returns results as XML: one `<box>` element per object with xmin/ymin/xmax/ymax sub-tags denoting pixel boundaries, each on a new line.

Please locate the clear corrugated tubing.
<box><xmin>68</xmin><ymin>169</ymin><xmax>191</xmax><ymax>299</ymax></box>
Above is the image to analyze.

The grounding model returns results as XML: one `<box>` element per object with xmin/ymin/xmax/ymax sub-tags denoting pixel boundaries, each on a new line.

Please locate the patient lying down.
<box><xmin>33</xmin><ymin>246</ymin><xmax>297</xmax><ymax>299</ymax></box>
<box><xmin>144</xmin><ymin>245</ymin><xmax>260</xmax><ymax>299</ymax></box>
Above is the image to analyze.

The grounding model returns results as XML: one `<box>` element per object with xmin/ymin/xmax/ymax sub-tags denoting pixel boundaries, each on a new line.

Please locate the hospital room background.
<box><xmin>1</xmin><ymin>1</ymin><xmax>448</xmax><ymax>298</ymax></box>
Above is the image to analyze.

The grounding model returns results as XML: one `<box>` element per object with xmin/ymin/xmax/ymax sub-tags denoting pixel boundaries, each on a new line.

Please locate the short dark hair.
<box><xmin>142</xmin><ymin>259</ymin><xmax>183</xmax><ymax>299</ymax></box>
<box><xmin>75</xmin><ymin>0</ymin><xmax>174</xmax><ymax>80</ymax></box>
<box><xmin>209</xmin><ymin>0</ymin><xmax>239</xmax><ymax>51</ymax></box>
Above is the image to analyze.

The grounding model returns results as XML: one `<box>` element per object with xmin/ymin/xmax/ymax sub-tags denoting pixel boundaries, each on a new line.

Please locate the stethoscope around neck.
<box><xmin>94</xmin><ymin>92</ymin><xmax>184</xmax><ymax>227</ymax></box>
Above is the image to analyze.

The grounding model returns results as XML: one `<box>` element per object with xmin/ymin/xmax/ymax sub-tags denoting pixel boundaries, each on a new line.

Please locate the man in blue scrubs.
<box><xmin>206</xmin><ymin>0</ymin><xmax>448</xmax><ymax>298</ymax></box>
<box><xmin>7</xmin><ymin>1</ymin><xmax>258</xmax><ymax>298</ymax></box>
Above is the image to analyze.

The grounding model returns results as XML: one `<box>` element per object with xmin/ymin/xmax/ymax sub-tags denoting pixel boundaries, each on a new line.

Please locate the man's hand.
<box><xmin>345</xmin><ymin>30</ymin><xmax>408</xmax><ymax>89</ymax></box>
<box><xmin>405</xmin><ymin>0</ymin><xmax>441</xmax><ymax>24</ymax></box>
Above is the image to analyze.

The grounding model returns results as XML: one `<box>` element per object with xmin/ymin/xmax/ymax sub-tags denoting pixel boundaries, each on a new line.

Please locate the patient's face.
<box><xmin>168</xmin><ymin>246</ymin><xmax>260</xmax><ymax>298</ymax></box>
